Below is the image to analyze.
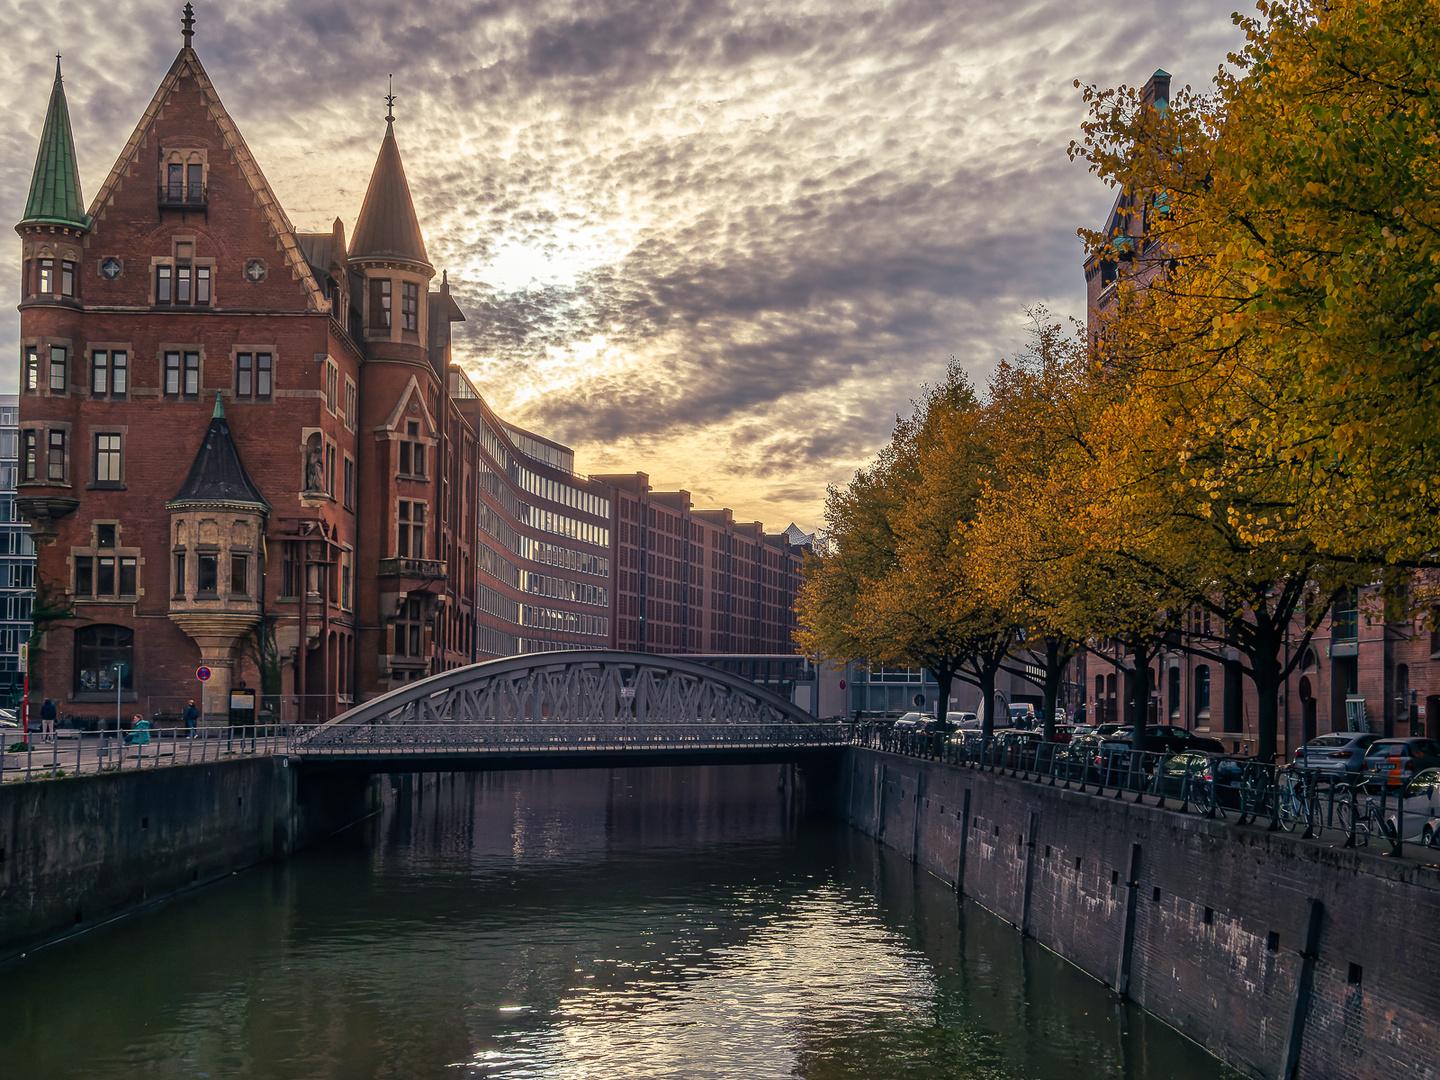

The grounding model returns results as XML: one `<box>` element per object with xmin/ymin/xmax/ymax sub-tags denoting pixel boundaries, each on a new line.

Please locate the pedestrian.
<box><xmin>183</xmin><ymin>698</ymin><xmax>199</xmax><ymax>739</ymax></box>
<box><xmin>39</xmin><ymin>698</ymin><xmax>57</xmax><ymax>743</ymax></box>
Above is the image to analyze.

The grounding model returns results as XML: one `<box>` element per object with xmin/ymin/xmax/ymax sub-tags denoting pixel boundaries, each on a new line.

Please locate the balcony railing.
<box><xmin>377</xmin><ymin>557</ymin><xmax>446</xmax><ymax>580</ymax></box>
<box><xmin>158</xmin><ymin>184</ymin><xmax>207</xmax><ymax>208</ymax></box>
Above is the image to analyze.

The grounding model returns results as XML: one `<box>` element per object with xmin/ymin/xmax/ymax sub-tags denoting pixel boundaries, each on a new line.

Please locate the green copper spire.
<box><xmin>20</xmin><ymin>57</ymin><xmax>89</xmax><ymax>231</ymax></box>
<box><xmin>212</xmin><ymin>390</ymin><xmax>225</xmax><ymax>419</ymax></box>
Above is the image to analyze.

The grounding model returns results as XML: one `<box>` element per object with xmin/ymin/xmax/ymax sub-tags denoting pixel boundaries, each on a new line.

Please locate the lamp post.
<box><xmin>113</xmin><ymin>661</ymin><xmax>126</xmax><ymax>760</ymax></box>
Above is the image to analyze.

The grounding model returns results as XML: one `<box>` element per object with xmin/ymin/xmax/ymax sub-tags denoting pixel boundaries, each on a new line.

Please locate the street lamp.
<box><xmin>112</xmin><ymin>661</ymin><xmax>126</xmax><ymax>761</ymax></box>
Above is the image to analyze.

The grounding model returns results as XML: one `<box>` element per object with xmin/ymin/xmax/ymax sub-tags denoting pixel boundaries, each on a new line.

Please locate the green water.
<box><xmin>0</xmin><ymin>766</ymin><xmax>1240</xmax><ymax>1079</ymax></box>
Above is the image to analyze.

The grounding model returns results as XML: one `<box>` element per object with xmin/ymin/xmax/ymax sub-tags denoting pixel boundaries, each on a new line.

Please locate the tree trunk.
<box><xmin>1129</xmin><ymin>640</ymin><xmax>1150</xmax><ymax>755</ymax></box>
<box><xmin>1252</xmin><ymin>653</ymin><xmax>1282</xmax><ymax>763</ymax></box>
<box><xmin>979</xmin><ymin>666</ymin><xmax>997</xmax><ymax>738</ymax></box>
<box><xmin>1041</xmin><ymin>638</ymin><xmax>1064</xmax><ymax>743</ymax></box>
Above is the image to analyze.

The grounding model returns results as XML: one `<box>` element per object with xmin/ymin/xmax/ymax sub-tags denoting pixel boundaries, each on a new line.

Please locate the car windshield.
<box><xmin>1365</xmin><ymin>742</ymin><xmax>1407</xmax><ymax>757</ymax></box>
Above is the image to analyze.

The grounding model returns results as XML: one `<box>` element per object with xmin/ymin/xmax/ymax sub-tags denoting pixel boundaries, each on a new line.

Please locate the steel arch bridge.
<box><xmin>289</xmin><ymin>650</ymin><xmax>844</xmax><ymax>765</ymax></box>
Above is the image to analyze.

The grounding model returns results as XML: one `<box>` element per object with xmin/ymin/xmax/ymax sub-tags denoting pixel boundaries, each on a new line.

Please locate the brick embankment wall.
<box><xmin>0</xmin><ymin>759</ymin><xmax>379</xmax><ymax>962</ymax></box>
<box><xmin>838</xmin><ymin>747</ymin><xmax>1439</xmax><ymax>1080</ymax></box>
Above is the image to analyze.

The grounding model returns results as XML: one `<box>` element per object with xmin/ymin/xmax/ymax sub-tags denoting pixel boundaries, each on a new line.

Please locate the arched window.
<box><xmin>1168</xmin><ymin>667</ymin><xmax>1181</xmax><ymax>719</ymax></box>
<box><xmin>74</xmin><ymin>625</ymin><xmax>134</xmax><ymax>693</ymax></box>
<box><xmin>1300</xmin><ymin>647</ymin><xmax>1316</xmax><ymax>672</ymax></box>
<box><xmin>1194</xmin><ymin>665</ymin><xmax>1211</xmax><ymax>720</ymax></box>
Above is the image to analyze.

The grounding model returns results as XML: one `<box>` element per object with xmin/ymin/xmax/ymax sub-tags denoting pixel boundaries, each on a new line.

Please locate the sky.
<box><xmin>1</xmin><ymin>0</ymin><xmax>1246</xmax><ymax>532</ymax></box>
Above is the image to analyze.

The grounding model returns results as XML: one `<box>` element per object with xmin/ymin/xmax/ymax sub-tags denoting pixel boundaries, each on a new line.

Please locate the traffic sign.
<box><xmin>196</xmin><ymin>666</ymin><xmax>212</xmax><ymax>682</ymax></box>
<box><xmin>18</xmin><ymin>643</ymin><xmax>27</xmax><ymax>673</ymax></box>
<box><xmin>839</xmin><ymin>679</ymin><xmax>846</xmax><ymax>690</ymax></box>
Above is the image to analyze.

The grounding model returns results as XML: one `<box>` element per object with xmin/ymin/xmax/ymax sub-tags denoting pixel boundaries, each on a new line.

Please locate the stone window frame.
<box><xmin>343</xmin><ymin>376</ymin><xmax>358</xmax><ymax>431</ymax></box>
<box><xmin>232</xmin><ymin>347</ymin><xmax>274</xmax><ymax>401</ymax></box>
<box><xmin>71</xmin><ymin>520</ymin><xmax>142</xmax><ymax>603</ymax></box>
<box><xmin>89</xmin><ymin>344</ymin><xmax>132</xmax><ymax>399</ymax></box>
<box><xmin>150</xmin><ymin>234</ymin><xmax>216</xmax><ymax>308</ymax></box>
<box><xmin>18</xmin><ymin>420</ymin><xmax>72</xmax><ymax>487</ymax></box>
<box><xmin>342</xmin><ymin>452</ymin><xmax>356</xmax><ymax>512</ymax></box>
<box><xmin>159</xmin><ymin>147</ymin><xmax>208</xmax><ymax>204</ymax></box>
<box><xmin>324</xmin><ymin>358</ymin><xmax>339</xmax><ymax>414</ymax></box>
<box><xmin>88</xmin><ymin>425</ymin><xmax>128</xmax><ymax>490</ymax></box>
<box><xmin>160</xmin><ymin>343</ymin><xmax>204</xmax><ymax>399</ymax></box>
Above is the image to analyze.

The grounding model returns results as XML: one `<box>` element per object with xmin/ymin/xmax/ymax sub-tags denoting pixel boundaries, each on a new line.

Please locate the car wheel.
<box><xmin>1424</xmin><ymin>824</ymin><xmax>1436</xmax><ymax>848</ymax></box>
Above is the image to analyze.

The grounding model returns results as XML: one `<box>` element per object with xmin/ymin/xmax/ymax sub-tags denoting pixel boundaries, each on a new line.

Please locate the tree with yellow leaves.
<box><xmin>1072</xmin><ymin>0</ymin><xmax>1440</xmax><ymax>568</ymax></box>
<box><xmin>797</xmin><ymin>361</ymin><xmax>1021</xmax><ymax>735</ymax></box>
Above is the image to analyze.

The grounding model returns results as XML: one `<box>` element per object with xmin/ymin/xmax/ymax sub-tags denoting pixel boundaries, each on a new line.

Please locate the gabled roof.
<box><xmin>168</xmin><ymin>396</ymin><xmax>269</xmax><ymax>511</ymax></box>
<box><xmin>87</xmin><ymin>46</ymin><xmax>326</xmax><ymax>312</ymax></box>
<box><xmin>20</xmin><ymin>58</ymin><xmax>89</xmax><ymax>231</ymax></box>
<box><xmin>349</xmin><ymin>121</ymin><xmax>431</xmax><ymax>269</ymax></box>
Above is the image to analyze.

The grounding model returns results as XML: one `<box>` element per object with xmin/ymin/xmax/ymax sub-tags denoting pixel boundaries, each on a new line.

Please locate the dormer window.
<box><xmin>160</xmin><ymin>151</ymin><xmax>206</xmax><ymax>207</ymax></box>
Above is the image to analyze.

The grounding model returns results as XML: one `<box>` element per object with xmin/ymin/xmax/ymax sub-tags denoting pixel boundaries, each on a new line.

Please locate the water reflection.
<box><xmin>0</xmin><ymin>766</ymin><xmax>1237</xmax><ymax>1079</ymax></box>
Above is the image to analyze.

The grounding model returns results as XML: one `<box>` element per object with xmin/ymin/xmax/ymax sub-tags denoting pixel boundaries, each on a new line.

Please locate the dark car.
<box><xmin>1105</xmin><ymin>725</ymin><xmax>1226</xmax><ymax>755</ymax></box>
<box><xmin>1152</xmin><ymin>752</ymin><xmax>1252</xmax><ymax>809</ymax></box>
<box><xmin>1360</xmin><ymin>738</ymin><xmax>1440</xmax><ymax>789</ymax></box>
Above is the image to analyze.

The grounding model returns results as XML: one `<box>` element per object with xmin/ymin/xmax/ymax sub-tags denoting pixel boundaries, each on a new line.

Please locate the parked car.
<box><xmin>891</xmin><ymin>712</ymin><xmax>929</xmax><ymax>734</ymax></box>
<box><xmin>1397</xmin><ymin>768</ymin><xmax>1440</xmax><ymax>846</ymax></box>
<box><xmin>1104</xmin><ymin>725</ymin><xmax>1226</xmax><ymax>755</ymax></box>
<box><xmin>946</xmin><ymin>711</ymin><xmax>981</xmax><ymax>730</ymax></box>
<box><xmin>1051</xmin><ymin>723</ymin><xmax>1078</xmax><ymax>744</ymax></box>
<box><xmin>1360</xmin><ymin>738</ymin><xmax>1440</xmax><ymax>789</ymax></box>
<box><xmin>1293</xmin><ymin>732</ymin><xmax>1379</xmax><ymax>778</ymax></box>
<box><xmin>1152</xmin><ymin>752</ymin><xmax>1251</xmax><ymax>809</ymax></box>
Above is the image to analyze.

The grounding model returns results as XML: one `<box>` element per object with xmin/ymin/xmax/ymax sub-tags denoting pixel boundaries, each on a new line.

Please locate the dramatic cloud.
<box><xmin>0</xmin><ymin>0</ymin><xmax>1245</xmax><ymax>529</ymax></box>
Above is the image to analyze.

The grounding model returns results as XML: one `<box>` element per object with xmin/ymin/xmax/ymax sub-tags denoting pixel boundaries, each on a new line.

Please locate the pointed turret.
<box><xmin>167</xmin><ymin>401</ymin><xmax>269</xmax><ymax>512</ymax></box>
<box><xmin>19</xmin><ymin>57</ymin><xmax>89</xmax><ymax>232</ymax></box>
<box><xmin>349</xmin><ymin>99</ymin><xmax>430</xmax><ymax>271</ymax></box>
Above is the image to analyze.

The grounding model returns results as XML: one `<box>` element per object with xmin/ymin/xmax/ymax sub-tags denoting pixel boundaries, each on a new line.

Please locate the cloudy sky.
<box><xmin>2</xmin><ymin>0</ymin><xmax>1244</xmax><ymax>531</ymax></box>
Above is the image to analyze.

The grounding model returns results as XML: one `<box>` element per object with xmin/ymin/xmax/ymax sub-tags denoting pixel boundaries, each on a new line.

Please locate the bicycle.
<box><xmin>1275</xmin><ymin>769</ymin><xmax>1311</xmax><ymax>833</ymax></box>
<box><xmin>1335</xmin><ymin>792</ymin><xmax>1396</xmax><ymax>847</ymax></box>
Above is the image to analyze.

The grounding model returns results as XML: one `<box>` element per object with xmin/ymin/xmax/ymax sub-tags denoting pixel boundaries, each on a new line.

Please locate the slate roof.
<box><xmin>349</xmin><ymin>121</ymin><xmax>430</xmax><ymax>268</ymax></box>
<box><xmin>168</xmin><ymin>398</ymin><xmax>270</xmax><ymax>511</ymax></box>
<box><xmin>21</xmin><ymin>59</ymin><xmax>89</xmax><ymax>230</ymax></box>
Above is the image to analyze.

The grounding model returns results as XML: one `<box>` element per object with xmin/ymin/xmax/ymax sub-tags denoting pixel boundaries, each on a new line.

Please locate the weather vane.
<box><xmin>385</xmin><ymin>74</ymin><xmax>396</xmax><ymax>124</ymax></box>
<box><xmin>182</xmin><ymin>3</ymin><xmax>195</xmax><ymax>48</ymax></box>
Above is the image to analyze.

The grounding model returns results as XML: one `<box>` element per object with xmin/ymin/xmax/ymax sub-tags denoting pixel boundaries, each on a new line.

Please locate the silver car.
<box><xmin>1293</xmin><ymin>732</ymin><xmax>1378</xmax><ymax>777</ymax></box>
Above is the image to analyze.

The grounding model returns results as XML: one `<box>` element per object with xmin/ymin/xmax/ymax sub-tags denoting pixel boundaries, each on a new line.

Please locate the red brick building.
<box><xmin>16</xmin><ymin>23</ymin><xmax>813</xmax><ymax>723</ymax></box>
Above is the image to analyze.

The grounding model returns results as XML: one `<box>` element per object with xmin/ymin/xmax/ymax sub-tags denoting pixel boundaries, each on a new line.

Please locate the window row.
<box><xmin>24</xmin><ymin>346</ymin><xmax>274</xmax><ymax>400</ymax></box>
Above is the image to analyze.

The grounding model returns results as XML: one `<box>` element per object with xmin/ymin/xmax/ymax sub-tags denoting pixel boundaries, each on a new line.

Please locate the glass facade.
<box><xmin>0</xmin><ymin>397</ymin><xmax>37</xmax><ymax>703</ymax></box>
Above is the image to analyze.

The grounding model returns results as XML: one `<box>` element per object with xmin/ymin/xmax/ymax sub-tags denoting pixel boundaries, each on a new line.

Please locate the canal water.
<box><xmin>0</xmin><ymin>765</ymin><xmax>1240</xmax><ymax>1079</ymax></box>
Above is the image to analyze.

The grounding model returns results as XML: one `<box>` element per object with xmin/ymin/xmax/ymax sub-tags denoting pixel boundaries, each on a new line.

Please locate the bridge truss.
<box><xmin>292</xmin><ymin>650</ymin><xmax>843</xmax><ymax>759</ymax></box>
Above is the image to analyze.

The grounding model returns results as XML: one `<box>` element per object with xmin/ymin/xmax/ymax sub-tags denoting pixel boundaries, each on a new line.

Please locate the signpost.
<box><xmin>19</xmin><ymin>643</ymin><xmax>28</xmax><ymax>745</ymax></box>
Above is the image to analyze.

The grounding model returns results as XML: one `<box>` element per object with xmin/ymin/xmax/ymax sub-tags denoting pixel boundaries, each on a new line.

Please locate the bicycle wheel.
<box><xmin>1335</xmin><ymin>798</ymin><xmax>1356</xmax><ymax>835</ymax></box>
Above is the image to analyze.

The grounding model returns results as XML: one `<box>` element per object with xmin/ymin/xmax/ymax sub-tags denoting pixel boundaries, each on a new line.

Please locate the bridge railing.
<box><xmin>290</xmin><ymin>721</ymin><xmax>849</xmax><ymax>755</ymax></box>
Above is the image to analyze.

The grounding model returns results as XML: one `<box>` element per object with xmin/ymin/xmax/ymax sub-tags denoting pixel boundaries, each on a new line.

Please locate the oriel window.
<box><xmin>397</xmin><ymin>500</ymin><xmax>426</xmax><ymax>558</ymax></box>
<box><xmin>197</xmin><ymin>553</ymin><xmax>219</xmax><ymax>595</ymax></box>
<box><xmin>370</xmin><ymin>279</ymin><xmax>392</xmax><ymax>330</ymax></box>
<box><xmin>230</xmin><ymin>554</ymin><xmax>249</xmax><ymax>597</ymax></box>
<box><xmin>61</xmin><ymin>261</ymin><xmax>76</xmax><ymax>298</ymax></box>
<box><xmin>23</xmin><ymin>347</ymin><xmax>39</xmax><ymax>392</ymax></box>
<box><xmin>49</xmin><ymin>346</ymin><xmax>67</xmax><ymax>392</ymax></box>
<box><xmin>47</xmin><ymin>430</ymin><xmax>67</xmax><ymax>482</ymax></box>
<box><xmin>401</xmin><ymin>282</ymin><xmax>419</xmax><ymax>331</ymax></box>
<box><xmin>38</xmin><ymin>259</ymin><xmax>53</xmax><ymax>294</ymax></box>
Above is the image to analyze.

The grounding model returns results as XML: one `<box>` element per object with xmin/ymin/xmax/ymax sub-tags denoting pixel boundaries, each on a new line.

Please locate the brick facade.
<box><xmin>15</xmin><ymin>34</ymin><xmax>812</xmax><ymax>724</ymax></box>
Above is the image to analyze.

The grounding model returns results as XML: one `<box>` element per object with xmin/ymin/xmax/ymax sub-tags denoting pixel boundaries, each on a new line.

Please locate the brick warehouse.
<box><xmin>16</xmin><ymin>18</ymin><xmax>813</xmax><ymax>724</ymax></box>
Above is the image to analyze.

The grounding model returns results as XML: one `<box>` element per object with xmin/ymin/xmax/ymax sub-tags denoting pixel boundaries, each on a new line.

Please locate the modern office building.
<box><xmin>0</xmin><ymin>396</ymin><xmax>37</xmax><ymax>705</ymax></box>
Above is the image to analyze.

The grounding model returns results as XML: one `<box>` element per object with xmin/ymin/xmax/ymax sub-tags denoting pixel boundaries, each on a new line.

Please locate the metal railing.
<box><xmin>1</xmin><ymin>719</ymin><xmax>848</xmax><ymax>781</ymax></box>
<box><xmin>856</xmin><ymin>724</ymin><xmax>1440</xmax><ymax>862</ymax></box>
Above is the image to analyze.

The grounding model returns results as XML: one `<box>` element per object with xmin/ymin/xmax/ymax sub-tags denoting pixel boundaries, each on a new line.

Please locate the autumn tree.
<box><xmin>797</xmin><ymin>361</ymin><xmax>1020</xmax><ymax>734</ymax></box>
<box><xmin>1071</xmin><ymin>0</ymin><xmax>1440</xmax><ymax>569</ymax></box>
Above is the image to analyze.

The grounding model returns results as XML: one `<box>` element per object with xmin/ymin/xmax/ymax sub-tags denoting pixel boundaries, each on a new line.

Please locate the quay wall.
<box><xmin>0</xmin><ymin>759</ymin><xmax>378</xmax><ymax>962</ymax></box>
<box><xmin>838</xmin><ymin>746</ymin><xmax>1440</xmax><ymax>1080</ymax></box>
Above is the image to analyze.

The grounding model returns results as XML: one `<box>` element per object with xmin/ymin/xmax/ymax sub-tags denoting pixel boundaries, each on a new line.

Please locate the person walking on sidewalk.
<box><xmin>183</xmin><ymin>699</ymin><xmax>199</xmax><ymax>739</ymax></box>
<box><xmin>39</xmin><ymin>698</ymin><xmax>57</xmax><ymax>743</ymax></box>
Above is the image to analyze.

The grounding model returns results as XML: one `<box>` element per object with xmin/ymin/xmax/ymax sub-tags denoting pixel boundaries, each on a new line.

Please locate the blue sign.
<box><xmin>196</xmin><ymin>667</ymin><xmax>212</xmax><ymax>682</ymax></box>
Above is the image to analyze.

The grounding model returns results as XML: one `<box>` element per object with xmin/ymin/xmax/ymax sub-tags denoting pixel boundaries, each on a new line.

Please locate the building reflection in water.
<box><xmin>0</xmin><ymin>765</ymin><xmax>1238</xmax><ymax>1080</ymax></box>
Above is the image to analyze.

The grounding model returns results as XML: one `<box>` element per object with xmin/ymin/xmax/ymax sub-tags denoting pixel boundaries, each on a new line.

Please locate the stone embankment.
<box><xmin>839</xmin><ymin>746</ymin><xmax>1439</xmax><ymax>1080</ymax></box>
<box><xmin>0</xmin><ymin>758</ymin><xmax>378</xmax><ymax>962</ymax></box>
